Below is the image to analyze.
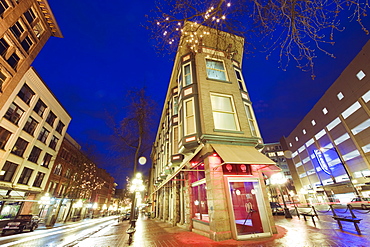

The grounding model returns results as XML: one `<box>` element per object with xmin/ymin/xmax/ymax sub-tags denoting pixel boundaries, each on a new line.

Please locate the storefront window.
<box><xmin>192</xmin><ymin>183</ymin><xmax>208</xmax><ymax>222</ymax></box>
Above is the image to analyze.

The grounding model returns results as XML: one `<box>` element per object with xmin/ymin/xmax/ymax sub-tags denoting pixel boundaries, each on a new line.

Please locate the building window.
<box><xmin>295</xmin><ymin>137</ymin><xmax>299</xmax><ymax>141</ymax></box>
<box><xmin>24</xmin><ymin>8</ymin><xmax>36</xmax><ymax>24</ymax></box>
<box><xmin>55</xmin><ymin>121</ymin><xmax>65</xmax><ymax>134</ymax></box>
<box><xmin>184</xmin><ymin>98</ymin><xmax>196</xmax><ymax>135</ymax></box>
<box><xmin>41</xmin><ymin>153</ymin><xmax>52</xmax><ymax>168</ymax></box>
<box><xmin>314</xmin><ymin>129</ymin><xmax>326</xmax><ymax>140</ymax></box>
<box><xmin>65</xmin><ymin>168</ymin><xmax>71</xmax><ymax>179</ymax></box>
<box><xmin>334</xmin><ymin>133</ymin><xmax>350</xmax><ymax>145</ymax></box>
<box><xmin>311</xmin><ymin>120</ymin><xmax>316</xmax><ymax>126</ymax></box>
<box><xmin>37</xmin><ymin>127</ymin><xmax>49</xmax><ymax>143</ymax></box>
<box><xmin>0</xmin><ymin>38</ymin><xmax>9</xmax><ymax>57</ymax></box>
<box><xmin>337</xmin><ymin>92</ymin><xmax>344</xmax><ymax>100</ymax></box>
<box><xmin>0</xmin><ymin>0</ymin><xmax>9</xmax><ymax>17</ymax></box>
<box><xmin>234</xmin><ymin>68</ymin><xmax>246</xmax><ymax>91</ymax></box>
<box><xmin>53</xmin><ymin>164</ymin><xmax>62</xmax><ymax>176</ymax></box>
<box><xmin>351</xmin><ymin>118</ymin><xmax>370</xmax><ymax>135</ymax></box>
<box><xmin>7</xmin><ymin>52</ymin><xmax>20</xmax><ymax>69</ymax></box>
<box><xmin>172</xmin><ymin>96</ymin><xmax>178</xmax><ymax>115</ymax></box>
<box><xmin>20</xmin><ymin>36</ymin><xmax>33</xmax><ymax>52</ymax></box>
<box><xmin>32</xmin><ymin>172</ymin><xmax>45</xmax><ymax>187</ymax></box>
<box><xmin>10</xmin><ymin>21</ymin><xmax>24</xmax><ymax>40</ymax></box>
<box><xmin>327</xmin><ymin>117</ymin><xmax>341</xmax><ymax>131</ymax></box>
<box><xmin>173</xmin><ymin>126</ymin><xmax>179</xmax><ymax>153</ymax></box>
<box><xmin>192</xmin><ymin>182</ymin><xmax>208</xmax><ymax>222</ymax></box>
<box><xmin>244</xmin><ymin>104</ymin><xmax>257</xmax><ymax>136</ymax></box>
<box><xmin>28</xmin><ymin>146</ymin><xmax>41</xmax><ymax>163</ymax></box>
<box><xmin>342</xmin><ymin>101</ymin><xmax>361</xmax><ymax>119</ymax></box>
<box><xmin>0</xmin><ymin>126</ymin><xmax>11</xmax><ymax>150</ymax></box>
<box><xmin>33</xmin><ymin>99</ymin><xmax>47</xmax><ymax>117</ymax></box>
<box><xmin>23</xmin><ymin>117</ymin><xmax>38</xmax><ymax>135</ymax></box>
<box><xmin>11</xmin><ymin>137</ymin><xmax>28</xmax><ymax>157</ymax></box>
<box><xmin>183</xmin><ymin>63</ymin><xmax>192</xmax><ymax>86</ymax></box>
<box><xmin>302</xmin><ymin>129</ymin><xmax>307</xmax><ymax>135</ymax></box>
<box><xmin>322</xmin><ymin>108</ymin><xmax>328</xmax><ymax>115</ymax></box>
<box><xmin>356</xmin><ymin>70</ymin><xmax>366</xmax><ymax>80</ymax></box>
<box><xmin>206</xmin><ymin>59</ymin><xmax>227</xmax><ymax>81</ymax></box>
<box><xmin>49</xmin><ymin>135</ymin><xmax>58</xmax><ymax>150</ymax></box>
<box><xmin>362</xmin><ymin>143</ymin><xmax>370</xmax><ymax>153</ymax></box>
<box><xmin>0</xmin><ymin>70</ymin><xmax>7</xmax><ymax>91</ymax></box>
<box><xmin>0</xmin><ymin>161</ymin><xmax>18</xmax><ymax>182</ymax></box>
<box><xmin>210</xmin><ymin>94</ymin><xmax>238</xmax><ymax>131</ymax></box>
<box><xmin>177</xmin><ymin>69</ymin><xmax>182</xmax><ymax>90</ymax></box>
<box><xmin>17</xmin><ymin>167</ymin><xmax>33</xmax><ymax>185</ymax></box>
<box><xmin>46</xmin><ymin>111</ymin><xmax>57</xmax><ymax>126</ymax></box>
<box><xmin>362</xmin><ymin>90</ymin><xmax>370</xmax><ymax>103</ymax></box>
<box><xmin>17</xmin><ymin>84</ymin><xmax>34</xmax><ymax>104</ymax></box>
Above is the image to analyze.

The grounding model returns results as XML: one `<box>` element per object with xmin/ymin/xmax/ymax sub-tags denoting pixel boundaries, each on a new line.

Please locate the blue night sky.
<box><xmin>32</xmin><ymin>1</ymin><xmax>370</xmax><ymax>187</ymax></box>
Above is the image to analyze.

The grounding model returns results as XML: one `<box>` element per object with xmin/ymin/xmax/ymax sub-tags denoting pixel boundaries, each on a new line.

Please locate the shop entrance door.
<box><xmin>226</xmin><ymin>177</ymin><xmax>272</xmax><ymax>240</ymax></box>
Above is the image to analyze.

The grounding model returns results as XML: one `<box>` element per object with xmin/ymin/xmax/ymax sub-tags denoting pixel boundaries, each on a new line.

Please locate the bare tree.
<box><xmin>147</xmin><ymin>0</ymin><xmax>369</xmax><ymax>77</ymax></box>
<box><xmin>110</xmin><ymin>88</ymin><xmax>157</xmax><ymax>176</ymax></box>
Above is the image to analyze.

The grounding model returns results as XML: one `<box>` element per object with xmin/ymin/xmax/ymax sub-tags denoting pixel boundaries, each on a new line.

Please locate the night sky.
<box><xmin>32</xmin><ymin>1</ymin><xmax>370</xmax><ymax>187</ymax></box>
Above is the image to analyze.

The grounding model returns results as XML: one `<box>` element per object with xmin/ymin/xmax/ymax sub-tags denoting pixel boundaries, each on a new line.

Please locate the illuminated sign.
<box><xmin>313</xmin><ymin>150</ymin><xmax>331</xmax><ymax>175</ymax></box>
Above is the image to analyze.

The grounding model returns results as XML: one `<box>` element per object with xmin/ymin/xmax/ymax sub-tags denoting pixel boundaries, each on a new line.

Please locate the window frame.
<box><xmin>0</xmin><ymin>126</ymin><xmax>11</xmax><ymax>150</ymax></box>
<box><xmin>33</xmin><ymin>99</ymin><xmax>47</xmax><ymax>117</ymax></box>
<box><xmin>244</xmin><ymin>103</ymin><xmax>258</xmax><ymax>136</ymax></box>
<box><xmin>183</xmin><ymin>62</ymin><xmax>192</xmax><ymax>86</ymax></box>
<box><xmin>37</xmin><ymin>127</ymin><xmax>49</xmax><ymax>143</ymax></box>
<box><xmin>32</xmin><ymin>172</ymin><xmax>45</xmax><ymax>187</ymax></box>
<box><xmin>23</xmin><ymin>116</ymin><xmax>38</xmax><ymax>135</ymax></box>
<box><xmin>210</xmin><ymin>93</ymin><xmax>240</xmax><ymax>131</ymax></box>
<box><xmin>41</xmin><ymin>153</ymin><xmax>52</xmax><ymax>168</ymax></box>
<box><xmin>11</xmin><ymin>137</ymin><xmax>28</xmax><ymax>157</ymax></box>
<box><xmin>49</xmin><ymin>135</ymin><xmax>59</xmax><ymax>150</ymax></box>
<box><xmin>17</xmin><ymin>167</ymin><xmax>33</xmax><ymax>185</ymax></box>
<box><xmin>0</xmin><ymin>161</ymin><xmax>18</xmax><ymax>182</ymax></box>
<box><xmin>28</xmin><ymin>146</ymin><xmax>42</xmax><ymax>163</ymax></box>
<box><xmin>17</xmin><ymin>84</ymin><xmax>35</xmax><ymax>105</ymax></box>
<box><xmin>46</xmin><ymin>111</ymin><xmax>57</xmax><ymax>126</ymax></box>
<box><xmin>234</xmin><ymin>67</ymin><xmax>246</xmax><ymax>91</ymax></box>
<box><xmin>205</xmin><ymin>58</ymin><xmax>228</xmax><ymax>81</ymax></box>
<box><xmin>184</xmin><ymin>98</ymin><xmax>196</xmax><ymax>135</ymax></box>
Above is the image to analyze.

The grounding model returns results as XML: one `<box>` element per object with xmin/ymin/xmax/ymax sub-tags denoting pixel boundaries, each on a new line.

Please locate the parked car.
<box><xmin>2</xmin><ymin>215</ymin><xmax>39</xmax><ymax>235</ymax></box>
<box><xmin>270</xmin><ymin>202</ymin><xmax>284</xmax><ymax>215</ymax></box>
<box><xmin>347</xmin><ymin>197</ymin><xmax>370</xmax><ymax>210</ymax></box>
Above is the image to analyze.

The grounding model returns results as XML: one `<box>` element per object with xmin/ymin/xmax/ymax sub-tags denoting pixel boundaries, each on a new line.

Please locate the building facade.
<box><xmin>280</xmin><ymin>40</ymin><xmax>370</xmax><ymax>204</ymax></box>
<box><xmin>0</xmin><ymin>66</ymin><xmax>70</xmax><ymax>220</ymax></box>
<box><xmin>149</xmin><ymin>23</ymin><xmax>279</xmax><ymax>241</ymax></box>
<box><xmin>0</xmin><ymin>0</ymin><xmax>62</xmax><ymax>107</ymax></box>
<box><xmin>44</xmin><ymin>133</ymin><xmax>116</xmax><ymax>225</ymax></box>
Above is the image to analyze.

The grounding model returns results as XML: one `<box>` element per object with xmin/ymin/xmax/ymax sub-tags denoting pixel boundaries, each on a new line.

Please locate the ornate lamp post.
<box><xmin>270</xmin><ymin>173</ymin><xmax>292</xmax><ymax>218</ymax></box>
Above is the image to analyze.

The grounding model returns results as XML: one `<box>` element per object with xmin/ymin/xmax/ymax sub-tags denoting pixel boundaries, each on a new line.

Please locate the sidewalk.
<box><xmin>128</xmin><ymin>213</ymin><xmax>370</xmax><ymax>247</ymax></box>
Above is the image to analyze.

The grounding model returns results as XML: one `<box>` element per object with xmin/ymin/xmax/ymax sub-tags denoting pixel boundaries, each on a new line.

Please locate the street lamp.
<box><xmin>128</xmin><ymin>173</ymin><xmax>145</xmax><ymax>228</ymax></box>
<box><xmin>270</xmin><ymin>173</ymin><xmax>292</xmax><ymax>218</ymax></box>
<box><xmin>319</xmin><ymin>146</ymin><xmax>361</xmax><ymax>198</ymax></box>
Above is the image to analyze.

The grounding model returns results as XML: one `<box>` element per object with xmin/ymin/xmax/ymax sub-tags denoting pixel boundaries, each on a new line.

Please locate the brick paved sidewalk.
<box><xmin>127</xmin><ymin>213</ymin><xmax>370</xmax><ymax>247</ymax></box>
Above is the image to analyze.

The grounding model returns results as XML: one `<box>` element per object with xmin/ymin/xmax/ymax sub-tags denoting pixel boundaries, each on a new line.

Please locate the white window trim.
<box><xmin>184</xmin><ymin>98</ymin><xmax>196</xmax><ymax>135</ymax></box>
<box><xmin>234</xmin><ymin>67</ymin><xmax>246</xmax><ymax>91</ymax></box>
<box><xmin>210</xmin><ymin>93</ymin><xmax>240</xmax><ymax>131</ymax></box>
<box><xmin>182</xmin><ymin>62</ymin><xmax>192</xmax><ymax>86</ymax></box>
<box><xmin>205</xmin><ymin>58</ymin><xmax>228</xmax><ymax>81</ymax></box>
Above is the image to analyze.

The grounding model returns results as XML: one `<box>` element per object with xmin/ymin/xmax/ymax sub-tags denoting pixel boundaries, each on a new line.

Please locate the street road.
<box><xmin>0</xmin><ymin>216</ymin><xmax>129</xmax><ymax>247</ymax></box>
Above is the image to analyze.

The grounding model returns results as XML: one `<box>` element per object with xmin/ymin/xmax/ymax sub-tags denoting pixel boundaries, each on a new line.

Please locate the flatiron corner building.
<box><xmin>149</xmin><ymin>23</ymin><xmax>279</xmax><ymax>241</ymax></box>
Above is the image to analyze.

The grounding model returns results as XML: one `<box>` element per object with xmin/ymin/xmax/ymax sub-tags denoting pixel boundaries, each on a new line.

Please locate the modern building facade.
<box><xmin>0</xmin><ymin>66</ymin><xmax>70</xmax><ymax>219</ymax></box>
<box><xmin>280</xmin><ymin>40</ymin><xmax>370</xmax><ymax>204</ymax></box>
<box><xmin>149</xmin><ymin>22</ymin><xmax>279</xmax><ymax>241</ymax></box>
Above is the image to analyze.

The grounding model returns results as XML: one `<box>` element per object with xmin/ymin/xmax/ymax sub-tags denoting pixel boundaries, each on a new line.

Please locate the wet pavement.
<box><xmin>125</xmin><ymin>207</ymin><xmax>370</xmax><ymax>247</ymax></box>
<box><xmin>12</xmin><ymin>207</ymin><xmax>370</xmax><ymax>246</ymax></box>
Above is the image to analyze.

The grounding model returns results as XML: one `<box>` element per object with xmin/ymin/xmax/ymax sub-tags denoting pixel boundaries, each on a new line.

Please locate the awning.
<box><xmin>211</xmin><ymin>144</ymin><xmax>281</xmax><ymax>177</ymax></box>
<box><xmin>211</xmin><ymin>144</ymin><xmax>276</xmax><ymax>165</ymax></box>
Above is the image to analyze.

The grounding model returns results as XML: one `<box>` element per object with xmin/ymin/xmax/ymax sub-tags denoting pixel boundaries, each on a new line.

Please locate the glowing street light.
<box><xmin>270</xmin><ymin>173</ymin><xmax>292</xmax><ymax>218</ymax></box>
